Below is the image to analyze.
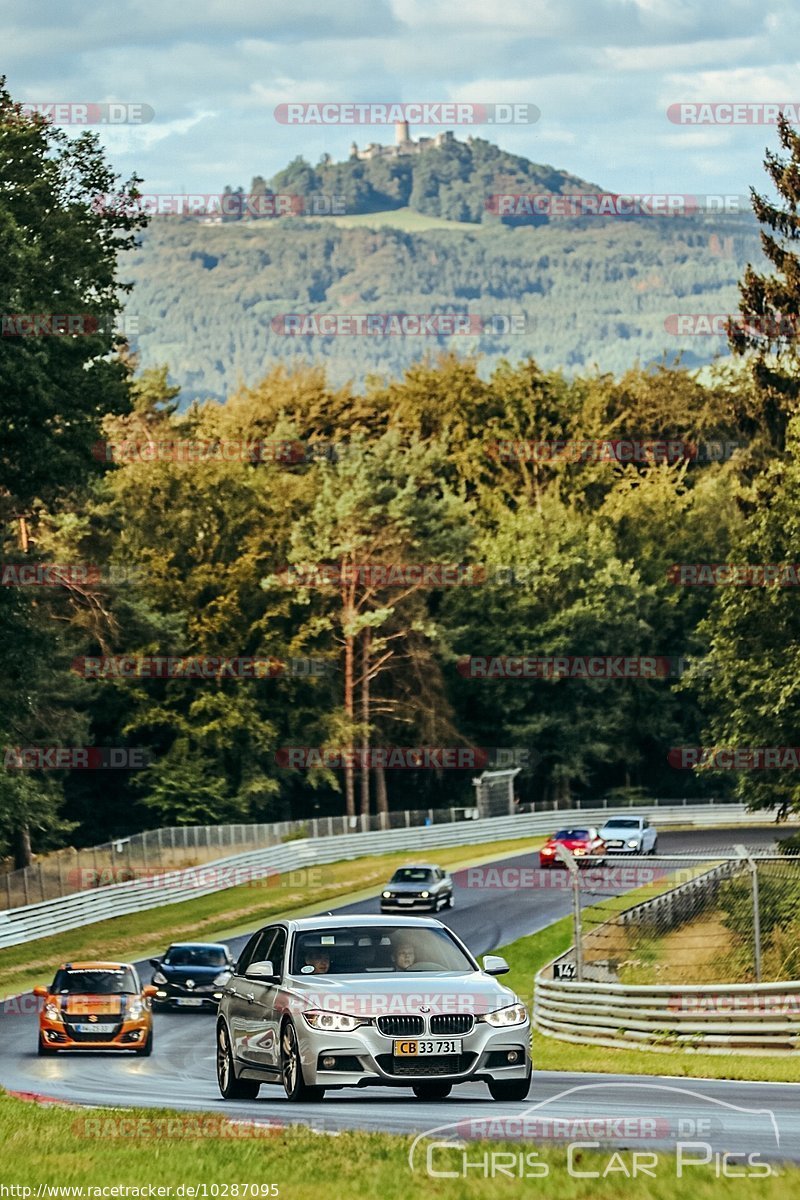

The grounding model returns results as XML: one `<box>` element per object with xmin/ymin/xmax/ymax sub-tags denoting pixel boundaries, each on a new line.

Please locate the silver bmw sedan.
<box><xmin>216</xmin><ymin>915</ymin><xmax>531</xmax><ymax>1103</ymax></box>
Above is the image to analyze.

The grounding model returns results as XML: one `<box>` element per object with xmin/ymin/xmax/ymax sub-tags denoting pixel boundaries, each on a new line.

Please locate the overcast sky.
<box><xmin>2</xmin><ymin>0</ymin><xmax>797</xmax><ymax>197</ymax></box>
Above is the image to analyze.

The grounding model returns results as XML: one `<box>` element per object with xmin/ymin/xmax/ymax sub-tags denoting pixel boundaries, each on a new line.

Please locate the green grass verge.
<box><xmin>0</xmin><ymin>1091</ymin><xmax>796</xmax><ymax>1194</ymax></box>
<box><xmin>0</xmin><ymin>837</ymin><xmax>541</xmax><ymax>999</ymax></box>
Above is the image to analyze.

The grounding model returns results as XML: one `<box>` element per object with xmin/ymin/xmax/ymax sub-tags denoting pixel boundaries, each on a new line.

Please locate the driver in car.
<box><xmin>391</xmin><ymin>937</ymin><xmax>417</xmax><ymax>971</ymax></box>
<box><xmin>303</xmin><ymin>947</ymin><xmax>331</xmax><ymax>974</ymax></box>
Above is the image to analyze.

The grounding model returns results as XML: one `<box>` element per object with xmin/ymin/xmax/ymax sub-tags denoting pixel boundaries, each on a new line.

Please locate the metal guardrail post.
<box><xmin>735</xmin><ymin>844</ymin><xmax>762</xmax><ymax>983</ymax></box>
<box><xmin>554</xmin><ymin>842</ymin><xmax>583</xmax><ymax>981</ymax></box>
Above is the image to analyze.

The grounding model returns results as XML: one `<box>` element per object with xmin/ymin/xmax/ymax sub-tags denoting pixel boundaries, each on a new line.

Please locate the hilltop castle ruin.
<box><xmin>350</xmin><ymin>122</ymin><xmax>459</xmax><ymax>162</ymax></box>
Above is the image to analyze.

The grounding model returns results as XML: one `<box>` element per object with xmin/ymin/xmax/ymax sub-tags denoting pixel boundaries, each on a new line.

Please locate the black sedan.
<box><xmin>149</xmin><ymin>942</ymin><xmax>233</xmax><ymax>1010</ymax></box>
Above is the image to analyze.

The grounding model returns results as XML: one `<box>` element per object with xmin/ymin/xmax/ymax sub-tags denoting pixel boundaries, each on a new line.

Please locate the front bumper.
<box><xmin>539</xmin><ymin>853</ymin><xmax>602</xmax><ymax>868</ymax></box>
<box><xmin>39</xmin><ymin>1017</ymin><xmax>151</xmax><ymax>1050</ymax></box>
<box><xmin>380</xmin><ymin>897</ymin><xmax>438</xmax><ymax>911</ymax></box>
<box><xmin>153</xmin><ymin>987</ymin><xmax>221</xmax><ymax>1009</ymax></box>
<box><xmin>293</xmin><ymin>1018</ymin><xmax>531</xmax><ymax>1088</ymax></box>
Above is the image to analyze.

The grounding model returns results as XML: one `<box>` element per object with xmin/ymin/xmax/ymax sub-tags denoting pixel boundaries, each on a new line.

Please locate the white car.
<box><xmin>215</xmin><ymin>915</ymin><xmax>531</xmax><ymax>1103</ymax></box>
<box><xmin>599</xmin><ymin>816</ymin><xmax>658</xmax><ymax>854</ymax></box>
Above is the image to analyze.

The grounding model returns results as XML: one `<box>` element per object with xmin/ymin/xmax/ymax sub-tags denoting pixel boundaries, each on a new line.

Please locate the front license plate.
<box><xmin>393</xmin><ymin>1039</ymin><xmax>462</xmax><ymax>1056</ymax></box>
<box><xmin>175</xmin><ymin>998</ymin><xmax>204</xmax><ymax>1006</ymax></box>
<box><xmin>75</xmin><ymin>1023</ymin><xmax>116</xmax><ymax>1033</ymax></box>
<box><xmin>397</xmin><ymin>897</ymin><xmax>414</xmax><ymax>905</ymax></box>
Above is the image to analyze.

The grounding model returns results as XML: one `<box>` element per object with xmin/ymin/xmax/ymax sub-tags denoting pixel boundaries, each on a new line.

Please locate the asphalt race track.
<box><xmin>2</xmin><ymin>826</ymin><xmax>798</xmax><ymax>1164</ymax></box>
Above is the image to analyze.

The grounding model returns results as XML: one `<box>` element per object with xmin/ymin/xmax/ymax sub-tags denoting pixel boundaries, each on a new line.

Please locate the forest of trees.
<box><xmin>2</xmin><ymin>77</ymin><xmax>800</xmax><ymax>866</ymax></box>
<box><xmin>123</xmin><ymin>209</ymin><xmax>762</xmax><ymax>400</ymax></box>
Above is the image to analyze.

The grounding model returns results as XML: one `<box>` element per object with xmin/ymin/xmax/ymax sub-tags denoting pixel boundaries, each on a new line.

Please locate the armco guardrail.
<box><xmin>0</xmin><ymin>804</ymin><xmax>774</xmax><ymax>950</ymax></box>
<box><xmin>534</xmin><ymin>976</ymin><xmax>800</xmax><ymax>1055</ymax></box>
<box><xmin>534</xmin><ymin>857</ymin><xmax>800</xmax><ymax>1055</ymax></box>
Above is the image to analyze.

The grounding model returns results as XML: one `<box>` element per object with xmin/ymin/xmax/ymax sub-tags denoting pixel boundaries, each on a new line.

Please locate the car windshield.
<box><xmin>390</xmin><ymin>868</ymin><xmax>435</xmax><ymax>883</ymax></box>
<box><xmin>603</xmin><ymin>820</ymin><xmax>641</xmax><ymax>829</ymax></box>
<box><xmin>51</xmin><ymin>968</ymin><xmax>138</xmax><ymax>995</ymax></box>
<box><xmin>164</xmin><ymin>946</ymin><xmax>228</xmax><ymax>967</ymax></box>
<box><xmin>554</xmin><ymin>829</ymin><xmax>590</xmax><ymax>840</ymax></box>
<box><xmin>290</xmin><ymin>926</ymin><xmax>474</xmax><ymax>974</ymax></box>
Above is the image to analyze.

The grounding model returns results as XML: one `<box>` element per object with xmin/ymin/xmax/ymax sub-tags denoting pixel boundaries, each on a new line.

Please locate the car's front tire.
<box><xmin>487</xmin><ymin>1068</ymin><xmax>532</xmax><ymax>1102</ymax></box>
<box><xmin>216</xmin><ymin>1021</ymin><xmax>260</xmax><ymax>1100</ymax></box>
<box><xmin>280</xmin><ymin>1019</ymin><xmax>325</xmax><ymax>1103</ymax></box>
<box><xmin>412</xmin><ymin>1081</ymin><xmax>452</xmax><ymax>1099</ymax></box>
<box><xmin>37</xmin><ymin>1035</ymin><xmax>56</xmax><ymax>1056</ymax></box>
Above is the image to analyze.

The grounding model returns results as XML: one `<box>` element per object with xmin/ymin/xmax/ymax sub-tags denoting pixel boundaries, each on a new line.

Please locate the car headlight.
<box><xmin>213</xmin><ymin>971</ymin><xmax>232</xmax><ymax>985</ymax></box>
<box><xmin>43</xmin><ymin>1002</ymin><xmax>62</xmax><ymax>1022</ymax></box>
<box><xmin>302</xmin><ymin>1010</ymin><xmax>371</xmax><ymax>1031</ymax></box>
<box><xmin>382</xmin><ymin>891</ymin><xmax>392</xmax><ymax>899</ymax></box>
<box><xmin>127</xmin><ymin>999</ymin><xmax>144</xmax><ymax>1020</ymax></box>
<box><xmin>480</xmin><ymin>1003</ymin><xmax>528</xmax><ymax>1027</ymax></box>
<box><xmin>420</xmin><ymin>890</ymin><xmax>429</xmax><ymax>898</ymax></box>
<box><xmin>152</xmin><ymin>971</ymin><xmax>167</xmax><ymax>985</ymax></box>
<box><xmin>626</xmin><ymin>839</ymin><xmax>639</xmax><ymax>848</ymax></box>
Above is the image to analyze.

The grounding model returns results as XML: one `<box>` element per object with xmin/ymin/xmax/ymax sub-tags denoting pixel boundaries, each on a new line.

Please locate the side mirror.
<box><xmin>32</xmin><ymin>985</ymin><xmax>48</xmax><ymax>998</ymax></box>
<box><xmin>245</xmin><ymin>959</ymin><xmax>277</xmax><ymax>980</ymax></box>
<box><xmin>143</xmin><ymin>985</ymin><xmax>158</xmax><ymax>998</ymax></box>
<box><xmin>482</xmin><ymin>955</ymin><xmax>510</xmax><ymax>976</ymax></box>
<box><xmin>149</xmin><ymin>958</ymin><xmax>161</xmax><ymax>969</ymax></box>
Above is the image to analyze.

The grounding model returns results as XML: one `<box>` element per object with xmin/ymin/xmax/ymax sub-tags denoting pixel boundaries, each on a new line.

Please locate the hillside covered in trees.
<box><xmin>123</xmin><ymin>208</ymin><xmax>762</xmax><ymax>401</ymax></box>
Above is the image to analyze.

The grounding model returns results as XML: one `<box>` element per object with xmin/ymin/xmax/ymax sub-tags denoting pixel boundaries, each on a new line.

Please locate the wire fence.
<box><xmin>0</xmin><ymin>794</ymin><xmax>744</xmax><ymax>912</ymax></box>
<box><xmin>0</xmin><ymin>807</ymin><xmax>483</xmax><ymax>910</ymax></box>
<box><xmin>559</xmin><ymin>850</ymin><xmax>800</xmax><ymax>985</ymax></box>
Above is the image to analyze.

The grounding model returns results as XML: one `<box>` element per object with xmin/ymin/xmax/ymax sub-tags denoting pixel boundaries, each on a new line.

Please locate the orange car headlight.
<box><xmin>126</xmin><ymin>999</ymin><xmax>145</xmax><ymax>1021</ymax></box>
<box><xmin>43</xmin><ymin>1001</ymin><xmax>62</xmax><ymax>1022</ymax></box>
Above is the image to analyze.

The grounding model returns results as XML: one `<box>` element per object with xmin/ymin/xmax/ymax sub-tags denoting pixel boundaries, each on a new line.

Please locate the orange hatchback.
<box><xmin>34</xmin><ymin>961</ymin><xmax>156</xmax><ymax>1056</ymax></box>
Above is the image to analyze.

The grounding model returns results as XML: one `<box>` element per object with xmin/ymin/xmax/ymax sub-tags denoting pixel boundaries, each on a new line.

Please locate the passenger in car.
<box><xmin>391</xmin><ymin>938</ymin><xmax>417</xmax><ymax>971</ymax></box>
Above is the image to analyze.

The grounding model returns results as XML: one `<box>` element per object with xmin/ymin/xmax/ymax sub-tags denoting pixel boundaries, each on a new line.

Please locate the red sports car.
<box><xmin>539</xmin><ymin>827</ymin><xmax>606</xmax><ymax>868</ymax></box>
